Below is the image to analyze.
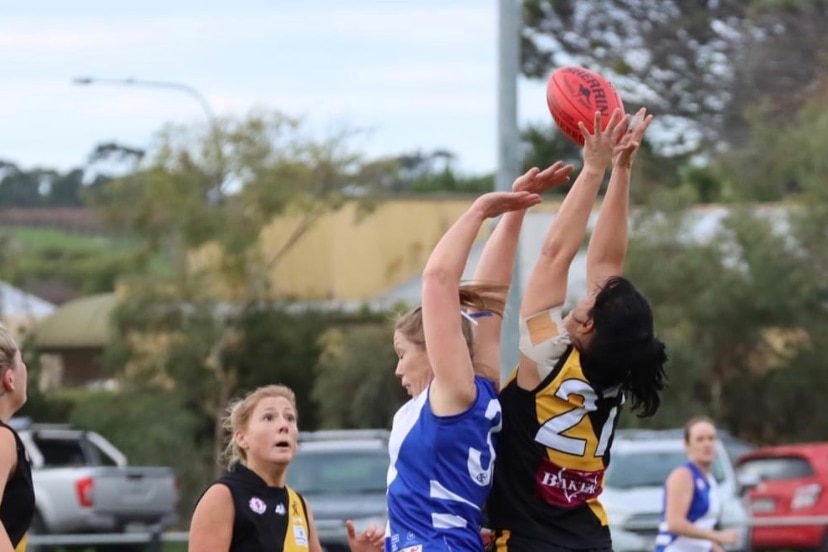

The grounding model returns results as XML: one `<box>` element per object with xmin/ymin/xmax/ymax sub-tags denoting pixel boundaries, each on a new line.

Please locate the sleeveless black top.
<box><xmin>0</xmin><ymin>420</ymin><xmax>35</xmax><ymax>549</ymax></box>
<box><xmin>207</xmin><ymin>463</ymin><xmax>311</xmax><ymax>552</ymax></box>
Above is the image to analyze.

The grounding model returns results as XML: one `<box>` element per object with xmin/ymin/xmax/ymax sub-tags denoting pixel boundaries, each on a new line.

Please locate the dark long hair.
<box><xmin>580</xmin><ymin>276</ymin><xmax>668</xmax><ymax>417</ymax></box>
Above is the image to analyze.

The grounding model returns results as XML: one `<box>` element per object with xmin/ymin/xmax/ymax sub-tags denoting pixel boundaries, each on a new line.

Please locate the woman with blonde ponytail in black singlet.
<box><xmin>0</xmin><ymin>323</ymin><xmax>34</xmax><ymax>552</ymax></box>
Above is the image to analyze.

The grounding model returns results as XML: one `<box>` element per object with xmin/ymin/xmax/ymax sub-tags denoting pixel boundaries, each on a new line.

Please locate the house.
<box><xmin>32</xmin><ymin>293</ymin><xmax>115</xmax><ymax>390</ymax></box>
<box><xmin>0</xmin><ymin>280</ymin><xmax>55</xmax><ymax>339</ymax></box>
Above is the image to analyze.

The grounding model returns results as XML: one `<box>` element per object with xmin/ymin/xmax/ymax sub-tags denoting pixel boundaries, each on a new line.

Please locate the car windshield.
<box><xmin>605</xmin><ymin>450</ymin><xmax>726</xmax><ymax>489</ymax></box>
<box><xmin>287</xmin><ymin>450</ymin><xmax>389</xmax><ymax>494</ymax></box>
<box><xmin>738</xmin><ymin>457</ymin><xmax>814</xmax><ymax>481</ymax></box>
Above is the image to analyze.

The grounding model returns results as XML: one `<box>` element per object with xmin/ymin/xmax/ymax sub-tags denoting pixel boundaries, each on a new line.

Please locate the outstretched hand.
<box><xmin>579</xmin><ymin>108</ymin><xmax>629</xmax><ymax>170</ymax></box>
<box><xmin>345</xmin><ymin>520</ymin><xmax>384</xmax><ymax>552</ymax></box>
<box><xmin>613</xmin><ymin>107</ymin><xmax>654</xmax><ymax>169</ymax></box>
<box><xmin>513</xmin><ymin>162</ymin><xmax>575</xmax><ymax>194</ymax></box>
<box><xmin>472</xmin><ymin>191</ymin><xmax>542</xmax><ymax>220</ymax></box>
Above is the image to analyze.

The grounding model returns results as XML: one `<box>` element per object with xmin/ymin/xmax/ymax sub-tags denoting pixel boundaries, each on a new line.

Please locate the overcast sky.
<box><xmin>1</xmin><ymin>1</ymin><xmax>554</xmax><ymax>175</ymax></box>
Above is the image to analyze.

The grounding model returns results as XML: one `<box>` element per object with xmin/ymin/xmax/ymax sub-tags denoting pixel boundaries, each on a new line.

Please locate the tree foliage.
<box><xmin>90</xmin><ymin>110</ymin><xmax>402</xmax><ymax>472</ymax></box>
<box><xmin>313</xmin><ymin>323</ymin><xmax>407</xmax><ymax>429</ymax></box>
<box><xmin>622</xmin><ymin>184</ymin><xmax>828</xmax><ymax>442</ymax></box>
<box><xmin>0</xmin><ymin>162</ymin><xmax>108</xmax><ymax>207</ymax></box>
<box><xmin>522</xmin><ymin>0</ymin><xmax>828</xmax><ymax>153</ymax></box>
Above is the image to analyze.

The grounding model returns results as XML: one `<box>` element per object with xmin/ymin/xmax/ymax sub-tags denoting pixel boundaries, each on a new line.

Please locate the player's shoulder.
<box><xmin>666</xmin><ymin>464</ymin><xmax>695</xmax><ymax>487</ymax></box>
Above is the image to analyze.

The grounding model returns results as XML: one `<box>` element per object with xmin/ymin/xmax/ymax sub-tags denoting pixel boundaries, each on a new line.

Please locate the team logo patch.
<box><xmin>535</xmin><ymin>458</ymin><xmax>603</xmax><ymax>507</ymax></box>
<box><xmin>293</xmin><ymin>524</ymin><xmax>308</xmax><ymax>547</ymax></box>
<box><xmin>248</xmin><ymin>497</ymin><xmax>266</xmax><ymax>514</ymax></box>
<box><xmin>275</xmin><ymin>503</ymin><xmax>286</xmax><ymax>515</ymax></box>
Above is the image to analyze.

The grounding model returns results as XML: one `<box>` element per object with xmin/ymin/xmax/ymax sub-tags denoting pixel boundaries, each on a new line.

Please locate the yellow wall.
<box><xmin>259</xmin><ymin>198</ymin><xmax>476</xmax><ymax>300</ymax></box>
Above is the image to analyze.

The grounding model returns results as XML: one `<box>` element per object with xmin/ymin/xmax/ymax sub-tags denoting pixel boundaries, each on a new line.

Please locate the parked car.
<box><xmin>287</xmin><ymin>429</ymin><xmax>390</xmax><ymax>552</ymax></box>
<box><xmin>736</xmin><ymin>442</ymin><xmax>828</xmax><ymax>552</ymax></box>
<box><xmin>10</xmin><ymin>417</ymin><xmax>179</xmax><ymax>541</ymax></box>
<box><xmin>602</xmin><ymin>429</ymin><xmax>753</xmax><ymax>552</ymax></box>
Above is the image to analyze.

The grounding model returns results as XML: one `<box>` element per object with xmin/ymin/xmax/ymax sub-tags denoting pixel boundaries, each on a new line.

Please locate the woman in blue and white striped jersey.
<box><xmin>655</xmin><ymin>416</ymin><xmax>740</xmax><ymax>552</ymax></box>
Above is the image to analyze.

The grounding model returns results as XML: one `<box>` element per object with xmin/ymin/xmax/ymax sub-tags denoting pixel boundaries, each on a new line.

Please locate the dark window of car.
<box><xmin>605</xmin><ymin>450</ymin><xmax>726</xmax><ymax>489</ymax></box>
<box><xmin>33</xmin><ymin>437</ymin><xmax>88</xmax><ymax>467</ymax></box>
<box><xmin>288</xmin><ymin>451</ymin><xmax>389</xmax><ymax>494</ymax></box>
<box><xmin>737</xmin><ymin>457</ymin><xmax>814</xmax><ymax>481</ymax></box>
<box><xmin>32</xmin><ymin>435</ymin><xmax>119</xmax><ymax>467</ymax></box>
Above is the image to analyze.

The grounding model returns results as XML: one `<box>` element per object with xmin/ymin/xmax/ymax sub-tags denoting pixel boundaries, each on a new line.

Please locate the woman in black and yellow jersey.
<box><xmin>487</xmin><ymin>108</ymin><xmax>668</xmax><ymax>552</ymax></box>
<box><xmin>189</xmin><ymin>385</ymin><xmax>383</xmax><ymax>552</ymax></box>
<box><xmin>0</xmin><ymin>323</ymin><xmax>34</xmax><ymax>552</ymax></box>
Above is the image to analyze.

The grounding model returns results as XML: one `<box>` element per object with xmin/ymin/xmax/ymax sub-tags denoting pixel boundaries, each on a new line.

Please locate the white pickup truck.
<box><xmin>10</xmin><ymin>417</ymin><xmax>179</xmax><ymax>539</ymax></box>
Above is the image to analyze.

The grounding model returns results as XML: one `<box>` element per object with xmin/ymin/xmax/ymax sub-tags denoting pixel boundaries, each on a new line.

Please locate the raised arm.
<box><xmin>422</xmin><ymin>191</ymin><xmax>542</xmax><ymax>416</ymax></box>
<box><xmin>520</xmin><ymin>109</ymin><xmax>627</xmax><ymax>318</ymax></box>
<box><xmin>586</xmin><ymin>108</ymin><xmax>653</xmax><ymax>292</ymax></box>
<box><xmin>471</xmin><ymin>163</ymin><xmax>573</xmax><ymax>381</ymax></box>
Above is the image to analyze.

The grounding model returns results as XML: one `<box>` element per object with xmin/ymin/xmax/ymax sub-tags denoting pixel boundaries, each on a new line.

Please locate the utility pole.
<box><xmin>496</xmin><ymin>0</ymin><xmax>522</xmax><ymax>382</ymax></box>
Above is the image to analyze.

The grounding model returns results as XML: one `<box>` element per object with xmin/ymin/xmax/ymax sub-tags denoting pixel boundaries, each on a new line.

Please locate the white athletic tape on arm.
<box><xmin>519</xmin><ymin>307</ymin><xmax>569</xmax><ymax>379</ymax></box>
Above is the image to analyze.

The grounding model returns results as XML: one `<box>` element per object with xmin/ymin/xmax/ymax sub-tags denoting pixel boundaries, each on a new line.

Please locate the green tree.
<box><xmin>621</xmin><ymin>190</ymin><xmax>828</xmax><ymax>441</ymax></box>
<box><xmin>359</xmin><ymin>149</ymin><xmax>494</xmax><ymax>195</ymax></box>
<box><xmin>521</xmin><ymin>0</ymin><xmax>828</xmax><ymax>152</ymax></box>
<box><xmin>0</xmin><ymin>163</ymin><xmax>45</xmax><ymax>206</ymax></box>
<box><xmin>313</xmin><ymin>322</ymin><xmax>407</xmax><ymax>429</ymax></box>
<box><xmin>520</xmin><ymin>122</ymin><xmax>685</xmax><ymax>202</ymax></box>
<box><xmin>90</xmin><ymin>109</ymin><xmax>388</xmax><ymax>472</ymax></box>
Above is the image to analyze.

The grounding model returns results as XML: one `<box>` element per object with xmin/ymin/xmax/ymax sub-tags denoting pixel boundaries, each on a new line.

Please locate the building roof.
<box><xmin>33</xmin><ymin>292</ymin><xmax>116</xmax><ymax>349</ymax></box>
<box><xmin>0</xmin><ymin>281</ymin><xmax>55</xmax><ymax>319</ymax></box>
<box><xmin>370</xmin><ymin>211</ymin><xmax>594</xmax><ymax>310</ymax></box>
<box><xmin>369</xmin><ymin>204</ymin><xmax>778</xmax><ymax>310</ymax></box>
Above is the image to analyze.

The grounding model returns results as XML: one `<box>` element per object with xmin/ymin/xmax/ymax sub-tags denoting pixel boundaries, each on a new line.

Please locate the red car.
<box><xmin>737</xmin><ymin>442</ymin><xmax>828</xmax><ymax>551</ymax></box>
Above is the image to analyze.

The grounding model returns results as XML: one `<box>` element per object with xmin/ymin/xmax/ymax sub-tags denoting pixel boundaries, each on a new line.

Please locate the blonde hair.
<box><xmin>394</xmin><ymin>283</ymin><xmax>507</xmax><ymax>377</ymax></box>
<box><xmin>221</xmin><ymin>384</ymin><xmax>298</xmax><ymax>467</ymax></box>
<box><xmin>0</xmin><ymin>323</ymin><xmax>18</xmax><ymax>382</ymax></box>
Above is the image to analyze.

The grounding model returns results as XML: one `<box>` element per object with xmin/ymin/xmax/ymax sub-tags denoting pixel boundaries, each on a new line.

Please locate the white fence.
<box><xmin>24</xmin><ymin>517</ymin><xmax>828</xmax><ymax>550</ymax></box>
<box><xmin>27</xmin><ymin>531</ymin><xmax>188</xmax><ymax>551</ymax></box>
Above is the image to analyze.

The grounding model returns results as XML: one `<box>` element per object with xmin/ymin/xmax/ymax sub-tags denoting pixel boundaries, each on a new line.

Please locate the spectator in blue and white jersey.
<box><xmin>655</xmin><ymin>416</ymin><xmax>740</xmax><ymax>552</ymax></box>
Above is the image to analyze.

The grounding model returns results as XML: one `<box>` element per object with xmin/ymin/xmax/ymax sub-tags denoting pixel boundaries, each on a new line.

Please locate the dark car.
<box><xmin>287</xmin><ymin>430</ymin><xmax>389</xmax><ymax>552</ymax></box>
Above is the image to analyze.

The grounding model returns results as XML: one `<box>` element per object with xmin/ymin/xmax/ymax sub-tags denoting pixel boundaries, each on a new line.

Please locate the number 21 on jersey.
<box><xmin>535</xmin><ymin>378</ymin><xmax>622</xmax><ymax>458</ymax></box>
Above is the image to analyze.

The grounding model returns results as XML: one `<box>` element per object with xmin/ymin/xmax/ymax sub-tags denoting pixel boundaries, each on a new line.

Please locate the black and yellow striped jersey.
<box><xmin>487</xmin><ymin>345</ymin><xmax>624</xmax><ymax>551</ymax></box>
<box><xmin>214</xmin><ymin>463</ymin><xmax>312</xmax><ymax>552</ymax></box>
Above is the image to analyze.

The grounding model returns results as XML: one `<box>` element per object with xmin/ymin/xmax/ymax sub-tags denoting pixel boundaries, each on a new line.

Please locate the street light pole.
<box><xmin>72</xmin><ymin>77</ymin><xmax>218</xmax><ymax>130</ymax></box>
<box><xmin>72</xmin><ymin>76</ymin><xmax>224</xmax><ymax>191</ymax></box>
<box><xmin>72</xmin><ymin>76</ymin><xmax>225</xmax><ymax>275</ymax></box>
<box><xmin>496</xmin><ymin>0</ymin><xmax>522</xmax><ymax>382</ymax></box>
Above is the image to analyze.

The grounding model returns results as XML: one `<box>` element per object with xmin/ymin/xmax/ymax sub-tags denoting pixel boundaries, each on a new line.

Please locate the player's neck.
<box><xmin>690</xmin><ymin>459</ymin><xmax>712</xmax><ymax>474</ymax></box>
<box><xmin>247</xmin><ymin>459</ymin><xmax>288</xmax><ymax>487</ymax></box>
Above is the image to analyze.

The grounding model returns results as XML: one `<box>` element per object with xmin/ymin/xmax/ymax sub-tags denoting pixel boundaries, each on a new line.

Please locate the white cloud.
<box><xmin>349</xmin><ymin>62</ymin><xmax>492</xmax><ymax>88</ymax></box>
<box><xmin>0</xmin><ymin>19</ymin><xmax>209</xmax><ymax>56</ymax></box>
<box><xmin>0</xmin><ymin>1</ymin><xmax>506</xmax><ymax>173</ymax></box>
<box><xmin>0</xmin><ymin>4</ymin><xmax>493</xmax><ymax>58</ymax></box>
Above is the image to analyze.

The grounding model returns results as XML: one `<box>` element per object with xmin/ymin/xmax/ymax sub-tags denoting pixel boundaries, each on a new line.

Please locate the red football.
<box><xmin>546</xmin><ymin>66</ymin><xmax>624</xmax><ymax>147</ymax></box>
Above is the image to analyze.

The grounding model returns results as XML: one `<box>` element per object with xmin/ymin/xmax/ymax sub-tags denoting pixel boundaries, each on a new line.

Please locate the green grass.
<box><xmin>0</xmin><ymin>226</ymin><xmax>171</xmax><ymax>277</ymax></box>
<box><xmin>0</xmin><ymin>226</ymin><xmax>115</xmax><ymax>252</ymax></box>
